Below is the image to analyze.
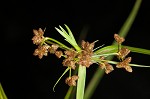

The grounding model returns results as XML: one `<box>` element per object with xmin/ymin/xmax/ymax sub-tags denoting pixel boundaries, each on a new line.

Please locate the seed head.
<box><xmin>33</xmin><ymin>45</ymin><xmax>50</xmax><ymax>59</ymax></box>
<box><xmin>32</xmin><ymin>28</ymin><xmax>45</xmax><ymax>45</ymax></box>
<box><xmin>65</xmin><ymin>75</ymin><xmax>79</xmax><ymax>86</ymax></box>
<box><xmin>116</xmin><ymin>57</ymin><xmax>132</xmax><ymax>72</ymax></box>
<box><xmin>99</xmin><ymin>62</ymin><xmax>114</xmax><ymax>74</ymax></box>
<box><xmin>55</xmin><ymin>51</ymin><xmax>63</xmax><ymax>58</ymax></box>
<box><xmin>49</xmin><ymin>44</ymin><xmax>59</xmax><ymax>54</ymax></box>
<box><xmin>114</xmin><ymin>34</ymin><xmax>125</xmax><ymax>44</ymax></box>
<box><xmin>118</xmin><ymin>47</ymin><xmax>130</xmax><ymax>60</ymax></box>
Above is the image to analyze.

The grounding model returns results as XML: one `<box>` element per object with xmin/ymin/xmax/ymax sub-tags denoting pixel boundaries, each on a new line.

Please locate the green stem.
<box><xmin>75</xmin><ymin>48</ymin><xmax>86</xmax><ymax>99</ymax></box>
<box><xmin>0</xmin><ymin>83</ymin><xmax>8</xmax><ymax>99</ymax></box>
<box><xmin>92</xmin><ymin>53</ymin><xmax>118</xmax><ymax>57</ymax></box>
<box><xmin>116</xmin><ymin>0</ymin><xmax>142</xmax><ymax>39</ymax></box>
<box><xmin>84</xmin><ymin>0</ymin><xmax>142</xmax><ymax>98</ymax></box>
<box><xmin>107</xmin><ymin>60</ymin><xmax>150</xmax><ymax>67</ymax></box>
<box><xmin>45</xmin><ymin>37</ymin><xmax>71</xmax><ymax>50</ymax></box>
<box><xmin>123</xmin><ymin>45</ymin><xmax>150</xmax><ymax>55</ymax></box>
<box><xmin>65</xmin><ymin>25</ymin><xmax>89</xmax><ymax>99</ymax></box>
<box><xmin>76</xmin><ymin>66</ymin><xmax>86</xmax><ymax>99</ymax></box>
<box><xmin>64</xmin><ymin>86</ymin><xmax>74</xmax><ymax>99</ymax></box>
<box><xmin>53</xmin><ymin>67</ymin><xmax>70</xmax><ymax>92</ymax></box>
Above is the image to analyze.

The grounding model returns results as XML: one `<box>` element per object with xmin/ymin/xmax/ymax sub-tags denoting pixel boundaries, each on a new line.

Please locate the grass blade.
<box><xmin>64</xmin><ymin>24</ymin><xmax>77</xmax><ymax>44</ymax></box>
<box><xmin>84</xmin><ymin>0</ymin><xmax>142</xmax><ymax>99</ymax></box>
<box><xmin>76</xmin><ymin>66</ymin><xmax>86</xmax><ymax>99</ymax></box>
<box><xmin>53</xmin><ymin>67</ymin><xmax>70</xmax><ymax>92</ymax></box>
<box><xmin>55</xmin><ymin>27</ymin><xmax>72</xmax><ymax>42</ymax></box>
<box><xmin>0</xmin><ymin>83</ymin><xmax>8</xmax><ymax>99</ymax></box>
<box><xmin>123</xmin><ymin>45</ymin><xmax>150</xmax><ymax>55</ymax></box>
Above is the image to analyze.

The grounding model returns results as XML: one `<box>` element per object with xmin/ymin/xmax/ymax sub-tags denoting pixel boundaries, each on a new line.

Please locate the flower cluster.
<box><xmin>65</xmin><ymin>75</ymin><xmax>79</xmax><ymax>86</ymax></box>
<box><xmin>114</xmin><ymin>34</ymin><xmax>132</xmax><ymax>72</ymax></box>
<box><xmin>32</xmin><ymin>27</ymin><xmax>133</xmax><ymax>87</ymax></box>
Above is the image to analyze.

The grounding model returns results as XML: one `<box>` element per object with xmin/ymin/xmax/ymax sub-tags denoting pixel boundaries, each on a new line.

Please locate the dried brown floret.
<box><xmin>62</xmin><ymin>59</ymin><xmax>76</xmax><ymax>70</ymax></box>
<box><xmin>81</xmin><ymin>40</ymin><xmax>95</xmax><ymax>53</ymax></box>
<box><xmin>99</xmin><ymin>62</ymin><xmax>114</xmax><ymax>74</ymax></box>
<box><xmin>99</xmin><ymin>56</ymin><xmax>105</xmax><ymax>60</ymax></box>
<box><xmin>118</xmin><ymin>47</ymin><xmax>130</xmax><ymax>60</ymax></box>
<box><xmin>62</xmin><ymin>49</ymin><xmax>78</xmax><ymax>69</ymax></box>
<box><xmin>49</xmin><ymin>44</ymin><xmax>59</xmax><ymax>54</ymax></box>
<box><xmin>99</xmin><ymin>63</ymin><xmax>105</xmax><ymax>69</ymax></box>
<box><xmin>55</xmin><ymin>51</ymin><xmax>63</xmax><ymax>58</ymax></box>
<box><xmin>64</xmin><ymin>49</ymin><xmax>77</xmax><ymax>58</ymax></box>
<box><xmin>77</xmin><ymin>53</ymin><xmax>93</xmax><ymax>68</ymax></box>
<box><xmin>116</xmin><ymin>57</ymin><xmax>132</xmax><ymax>72</ymax></box>
<box><xmin>32</xmin><ymin>28</ymin><xmax>45</xmax><ymax>45</ymax></box>
<box><xmin>65</xmin><ymin>75</ymin><xmax>79</xmax><ymax>86</ymax></box>
<box><xmin>77</xmin><ymin>40</ymin><xmax>95</xmax><ymax>68</ymax></box>
<box><xmin>114</xmin><ymin>34</ymin><xmax>125</xmax><ymax>44</ymax></box>
<box><xmin>33</xmin><ymin>45</ymin><xmax>50</xmax><ymax>59</ymax></box>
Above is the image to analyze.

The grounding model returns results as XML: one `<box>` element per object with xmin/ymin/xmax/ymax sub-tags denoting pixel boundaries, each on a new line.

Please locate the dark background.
<box><xmin>2</xmin><ymin>0</ymin><xmax>150</xmax><ymax>99</ymax></box>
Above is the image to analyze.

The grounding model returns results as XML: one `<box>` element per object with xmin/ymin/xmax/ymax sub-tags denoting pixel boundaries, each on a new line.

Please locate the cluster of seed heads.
<box><xmin>32</xmin><ymin>28</ymin><xmax>132</xmax><ymax>86</ymax></box>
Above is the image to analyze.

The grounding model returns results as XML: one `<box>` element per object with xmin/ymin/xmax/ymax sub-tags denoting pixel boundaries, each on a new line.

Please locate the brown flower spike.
<box><xmin>32</xmin><ymin>28</ymin><xmax>45</xmax><ymax>45</ymax></box>
<box><xmin>116</xmin><ymin>57</ymin><xmax>132</xmax><ymax>72</ymax></box>
<box><xmin>118</xmin><ymin>47</ymin><xmax>130</xmax><ymax>60</ymax></box>
<box><xmin>99</xmin><ymin>62</ymin><xmax>114</xmax><ymax>74</ymax></box>
<box><xmin>77</xmin><ymin>40</ymin><xmax>95</xmax><ymax>68</ymax></box>
<box><xmin>33</xmin><ymin>45</ymin><xmax>50</xmax><ymax>59</ymax></box>
<box><xmin>114</xmin><ymin>34</ymin><xmax>125</xmax><ymax>44</ymax></box>
<box><xmin>55</xmin><ymin>51</ymin><xmax>63</xmax><ymax>58</ymax></box>
<box><xmin>65</xmin><ymin>75</ymin><xmax>79</xmax><ymax>86</ymax></box>
<box><xmin>62</xmin><ymin>49</ymin><xmax>77</xmax><ymax>70</ymax></box>
<box><xmin>49</xmin><ymin>44</ymin><xmax>59</xmax><ymax>54</ymax></box>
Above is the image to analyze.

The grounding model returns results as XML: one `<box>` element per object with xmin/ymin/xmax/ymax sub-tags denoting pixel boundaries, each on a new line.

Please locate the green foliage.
<box><xmin>0</xmin><ymin>83</ymin><xmax>8</xmax><ymax>99</ymax></box>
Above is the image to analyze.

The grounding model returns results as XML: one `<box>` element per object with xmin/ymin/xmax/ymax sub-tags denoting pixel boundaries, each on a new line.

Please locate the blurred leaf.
<box><xmin>84</xmin><ymin>0</ymin><xmax>142</xmax><ymax>99</ymax></box>
<box><xmin>0</xmin><ymin>83</ymin><xmax>8</xmax><ymax>99</ymax></box>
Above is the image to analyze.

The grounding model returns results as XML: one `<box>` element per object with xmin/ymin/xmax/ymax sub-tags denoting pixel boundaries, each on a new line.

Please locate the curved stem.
<box><xmin>45</xmin><ymin>37</ymin><xmax>71</xmax><ymax>50</ymax></box>
<box><xmin>53</xmin><ymin>67</ymin><xmax>70</xmax><ymax>92</ymax></box>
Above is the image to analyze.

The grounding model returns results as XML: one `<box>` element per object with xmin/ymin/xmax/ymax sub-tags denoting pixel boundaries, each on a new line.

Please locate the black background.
<box><xmin>2</xmin><ymin>0</ymin><xmax>150</xmax><ymax>99</ymax></box>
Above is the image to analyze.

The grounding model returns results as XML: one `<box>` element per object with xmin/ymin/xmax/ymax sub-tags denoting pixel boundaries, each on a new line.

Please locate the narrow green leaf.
<box><xmin>94</xmin><ymin>44</ymin><xmax>150</xmax><ymax>56</ymax></box>
<box><xmin>0</xmin><ymin>83</ymin><xmax>8</xmax><ymax>99</ymax></box>
<box><xmin>64</xmin><ymin>24</ymin><xmax>77</xmax><ymax>44</ymax></box>
<box><xmin>64</xmin><ymin>86</ymin><xmax>74</xmax><ymax>99</ymax></box>
<box><xmin>84</xmin><ymin>0</ymin><xmax>142</xmax><ymax>98</ymax></box>
<box><xmin>76</xmin><ymin>66</ymin><xmax>86</xmax><ymax>99</ymax></box>
<box><xmin>59</xmin><ymin>25</ymin><xmax>68</xmax><ymax>36</ymax></box>
<box><xmin>94</xmin><ymin>45</ymin><xmax>118</xmax><ymax>54</ymax></box>
<box><xmin>55</xmin><ymin>27</ymin><xmax>72</xmax><ymax>42</ymax></box>
<box><xmin>55</xmin><ymin>26</ymin><xmax>81</xmax><ymax>51</ymax></box>
<box><xmin>53</xmin><ymin>67</ymin><xmax>70</xmax><ymax>92</ymax></box>
<box><xmin>117</xmin><ymin>0</ymin><xmax>142</xmax><ymax>39</ymax></box>
<box><xmin>123</xmin><ymin>45</ymin><xmax>150</xmax><ymax>55</ymax></box>
<box><xmin>107</xmin><ymin>60</ymin><xmax>150</xmax><ymax>67</ymax></box>
<box><xmin>65</xmin><ymin>25</ymin><xmax>89</xmax><ymax>99</ymax></box>
<box><xmin>45</xmin><ymin>37</ymin><xmax>70</xmax><ymax>50</ymax></box>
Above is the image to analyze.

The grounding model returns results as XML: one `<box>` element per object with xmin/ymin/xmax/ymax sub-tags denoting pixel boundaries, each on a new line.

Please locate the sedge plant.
<box><xmin>31</xmin><ymin>0</ymin><xmax>150</xmax><ymax>99</ymax></box>
<box><xmin>1</xmin><ymin>0</ymin><xmax>149</xmax><ymax>99</ymax></box>
<box><xmin>32</xmin><ymin>25</ymin><xmax>150</xmax><ymax>99</ymax></box>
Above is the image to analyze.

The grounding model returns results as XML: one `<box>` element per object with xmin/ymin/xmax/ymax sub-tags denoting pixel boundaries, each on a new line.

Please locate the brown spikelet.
<box><xmin>114</xmin><ymin>34</ymin><xmax>125</xmax><ymax>44</ymax></box>
<box><xmin>63</xmin><ymin>60</ymin><xmax>76</xmax><ymax>70</ymax></box>
<box><xmin>116</xmin><ymin>57</ymin><xmax>132</xmax><ymax>72</ymax></box>
<box><xmin>118</xmin><ymin>47</ymin><xmax>130</xmax><ymax>60</ymax></box>
<box><xmin>99</xmin><ymin>62</ymin><xmax>114</xmax><ymax>74</ymax></box>
<box><xmin>49</xmin><ymin>44</ymin><xmax>59</xmax><ymax>54</ymax></box>
<box><xmin>32</xmin><ymin>28</ymin><xmax>45</xmax><ymax>45</ymax></box>
<box><xmin>55</xmin><ymin>51</ymin><xmax>63</xmax><ymax>58</ymax></box>
<box><xmin>65</xmin><ymin>75</ymin><xmax>79</xmax><ymax>86</ymax></box>
<box><xmin>33</xmin><ymin>45</ymin><xmax>50</xmax><ymax>59</ymax></box>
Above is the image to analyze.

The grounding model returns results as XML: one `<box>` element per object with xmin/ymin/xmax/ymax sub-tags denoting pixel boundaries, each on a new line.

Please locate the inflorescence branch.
<box><xmin>31</xmin><ymin>25</ymin><xmax>149</xmax><ymax>90</ymax></box>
